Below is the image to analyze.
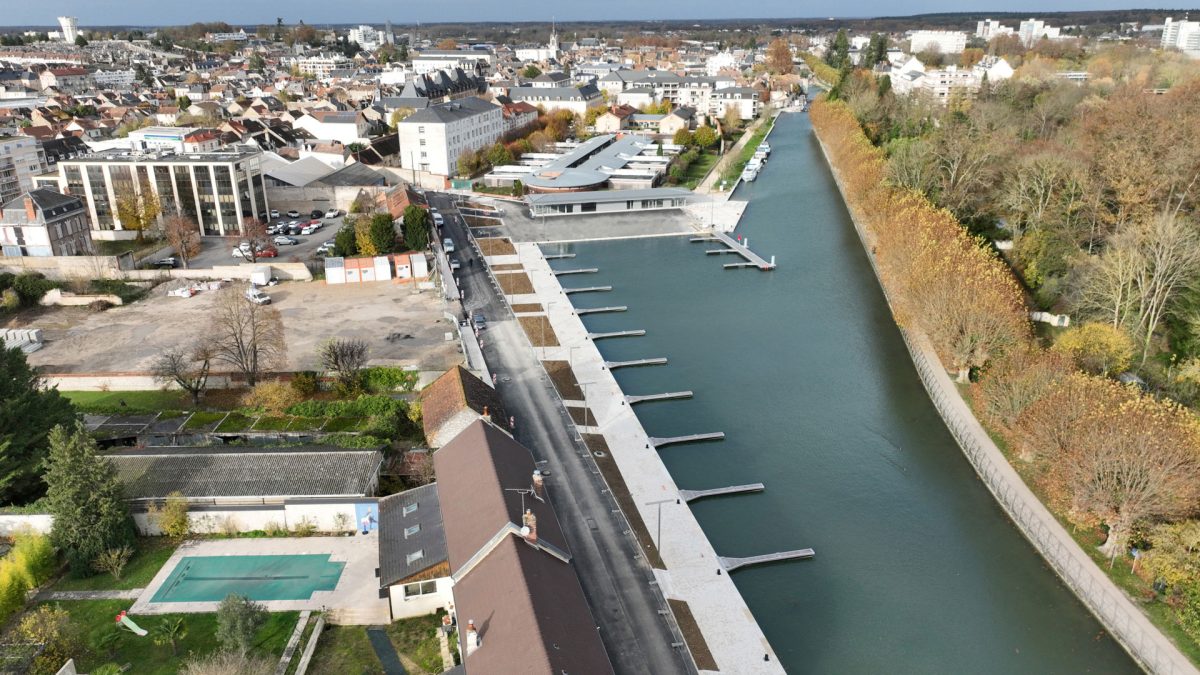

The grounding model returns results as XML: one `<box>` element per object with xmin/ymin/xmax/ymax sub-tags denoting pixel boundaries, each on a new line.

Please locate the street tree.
<box><xmin>114</xmin><ymin>182</ymin><xmax>161</xmax><ymax>242</ymax></box>
<box><xmin>45</xmin><ymin>424</ymin><xmax>135</xmax><ymax>575</ymax></box>
<box><xmin>402</xmin><ymin>206</ymin><xmax>430</xmax><ymax>251</ymax></box>
<box><xmin>150</xmin><ymin>342</ymin><xmax>213</xmax><ymax>406</ymax></box>
<box><xmin>240</xmin><ymin>217</ymin><xmax>272</xmax><ymax>263</ymax></box>
<box><xmin>163</xmin><ymin>214</ymin><xmax>202</xmax><ymax>268</ymax></box>
<box><xmin>208</xmin><ymin>286</ymin><xmax>287</xmax><ymax>387</ymax></box>
<box><xmin>0</xmin><ymin>346</ymin><xmax>77</xmax><ymax>505</ymax></box>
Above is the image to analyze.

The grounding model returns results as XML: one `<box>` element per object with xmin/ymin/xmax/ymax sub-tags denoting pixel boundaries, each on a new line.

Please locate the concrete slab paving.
<box><xmin>508</xmin><ymin>241</ymin><xmax>785</xmax><ymax>674</ymax></box>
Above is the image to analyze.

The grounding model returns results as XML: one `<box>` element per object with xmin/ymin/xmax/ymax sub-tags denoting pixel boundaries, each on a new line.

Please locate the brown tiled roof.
<box><xmin>433</xmin><ymin>420</ymin><xmax>564</xmax><ymax>570</ymax></box>
<box><xmin>419</xmin><ymin>366</ymin><xmax>507</xmax><ymax>443</ymax></box>
<box><xmin>452</xmin><ymin>535</ymin><xmax>614</xmax><ymax>675</ymax></box>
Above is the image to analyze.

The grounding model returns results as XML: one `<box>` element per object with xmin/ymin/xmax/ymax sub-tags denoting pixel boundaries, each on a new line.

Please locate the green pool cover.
<box><xmin>151</xmin><ymin>554</ymin><xmax>345</xmax><ymax>603</ymax></box>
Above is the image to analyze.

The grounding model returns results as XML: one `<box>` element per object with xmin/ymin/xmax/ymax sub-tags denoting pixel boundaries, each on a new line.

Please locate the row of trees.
<box><xmin>813</xmin><ymin>94</ymin><xmax>1200</xmax><ymax>643</ymax></box>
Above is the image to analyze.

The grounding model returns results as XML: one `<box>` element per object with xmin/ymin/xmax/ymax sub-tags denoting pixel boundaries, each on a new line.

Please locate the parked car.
<box><xmin>286</xmin><ymin>224</ymin><xmax>303</xmax><ymax>235</ymax></box>
<box><xmin>286</xmin><ymin>210</ymin><xmax>300</xmax><ymax>218</ymax></box>
<box><xmin>245</xmin><ymin>287</ymin><xmax>271</xmax><ymax>305</ymax></box>
<box><xmin>151</xmin><ymin>257</ymin><xmax>178</xmax><ymax>268</ymax></box>
<box><xmin>471</xmin><ymin>311</ymin><xmax>487</xmax><ymax>331</ymax></box>
<box><xmin>450</xmin><ymin>257</ymin><xmax>461</xmax><ymax>270</ymax></box>
<box><xmin>274</xmin><ymin>235</ymin><xmax>298</xmax><ymax>246</ymax></box>
<box><xmin>270</xmin><ymin>209</ymin><xmax>280</xmax><ymax>219</ymax></box>
<box><xmin>308</xmin><ymin>219</ymin><xmax>322</xmax><ymax>227</ymax></box>
<box><xmin>233</xmin><ymin>245</ymin><xmax>278</xmax><ymax>259</ymax></box>
<box><xmin>324</xmin><ymin>209</ymin><xmax>340</xmax><ymax>219</ymax></box>
<box><xmin>432</xmin><ymin>212</ymin><xmax>444</xmax><ymax>227</ymax></box>
<box><xmin>309</xmin><ymin>210</ymin><xmax>323</xmax><ymax>219</ymax></box>
<box><xmin>316</xmin><ymin>240</ymin><xmax>336</xmax><ymax>256</ymax></box>
<box><xmin>443</xmin><ymin>238</ymin><xmax>455</xmax><ymax>253</ymax></box>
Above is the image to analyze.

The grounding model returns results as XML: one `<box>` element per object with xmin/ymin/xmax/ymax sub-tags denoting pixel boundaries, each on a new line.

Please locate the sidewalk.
<box><xmin>516</xmin><ymin>241</ymin><xmax>785</xmax><ymax>675</ymax></box>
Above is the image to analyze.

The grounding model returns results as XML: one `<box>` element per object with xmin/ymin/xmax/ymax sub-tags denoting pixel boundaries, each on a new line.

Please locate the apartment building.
<box><xmin>909</xmin><ymin>30</ymin><xmax>968</xmax><ymax>55</ymax></box>
<box><xmin>0</xmin><ymin>135</ymin><xmax>46</xmax><ymax>207</ymax></box>
<box><xmin>57</xmin><ymin>147</ymin><xmax>269</xmax><ymax>238</ymax></box>
<box><xmin>975</xmin><ymin>19</ymin><xmax>1015</xmax><ymax>40</ymax></box>
<box><xmin>397</xmin><ymin>97</ymin><xmax>503</xmax><ymax>176</ymax></box>
<box><xmin>1018</xmin><ymin>19</ymin><xmax>1062</xmax><ymax>47</ymax></box>
<box><xmin>1162</xmin><ymin>17</ymin><xmax>1200</xmax><ymax>53</ymax></box>
<box><xmin>0</xmin><ymin>189</ymin><xmax>93</xmax><ymax>257</ymax></box>
<box><xmin>290</xmin><ymin>54</ymin><xmax>353</xmax><ymax>79</ymax></box>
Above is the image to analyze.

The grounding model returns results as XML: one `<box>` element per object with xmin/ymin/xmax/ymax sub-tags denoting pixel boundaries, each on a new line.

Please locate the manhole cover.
<box><xmin>592</xmin><ymin>450</ymin><xmax>607</xmax><ymax>457</ymax></box>
<box><xmin>500</xmin><ymin>376</ymin><xmax>513</xmax><ymax>382</ymax></box>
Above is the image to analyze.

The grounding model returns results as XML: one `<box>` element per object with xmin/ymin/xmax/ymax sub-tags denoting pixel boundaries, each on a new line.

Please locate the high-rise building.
<box><xmin>57</xmin><ymin>16</ymin><xmax>79</xmax><ymax>44</ymax></box>
<box><xmin>0</xmin><ymin>136</ymin><xmax>47</xmax><ymax>207</ymax></box>
<box><xmin>1162</xmin><ymin>17</ymin><xmax>1200</xmax><ymax>52</ymax></box>
<box><xmin>909</xmin><ymin>30</ymin><xmax>968</xmax><ymax>55</ymax></box>
<box><xmin>1018</xmin><ymin>19</ymin><xmax>1062</xmax><ymax>47</ymax></box>
<box><xmin>975</xmin><ymin>19</ymin><xmax>1015</xmax><ymax>41</ymax></box>
<box><xmin>57</xmin><ymin>147</ymin><xmax>269</xmax><ymax>238</ymax></box>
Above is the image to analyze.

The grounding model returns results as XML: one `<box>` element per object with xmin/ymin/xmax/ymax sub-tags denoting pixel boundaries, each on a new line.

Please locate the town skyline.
<box><xmin>0</xmin><ymin>1</ymin><xmax>1177</xmax><ymax>26</ymax></box>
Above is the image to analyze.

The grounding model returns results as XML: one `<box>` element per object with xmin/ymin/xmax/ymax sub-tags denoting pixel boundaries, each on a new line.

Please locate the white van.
<box><xmin>443</xmin><ymin>238</ymin><xmax>455</xmax><ymax>253</ymax></box>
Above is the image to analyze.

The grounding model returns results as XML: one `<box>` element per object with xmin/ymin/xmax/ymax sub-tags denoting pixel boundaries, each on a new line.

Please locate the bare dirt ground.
<box><xmin>21</xmin><ymin>280</ymin><xmax>461</xmax><ymax>374</ymax></box>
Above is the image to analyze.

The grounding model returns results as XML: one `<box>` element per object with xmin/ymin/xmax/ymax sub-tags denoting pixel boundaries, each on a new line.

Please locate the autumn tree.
<box><xmin>163</xmin><ymin>215</ymin><xmax>201</xmax><ymax>269</ymax></box>
<box><xmin>151</xmin><ymin>342</ymin><xmax>214</xmax><ymax>406</ymax></box>
<box><xmin>239</xmin><ymin>217</ymin><xmax>272</xmax><ymax>263</ymax></box>
<box><xmin>436</xmin><ymin>38</ymin><xmax>458</xmax><ymax>50</ymax></box>
<box><xmin>1052</xmin><ymin>322</ymin><xmax>1134</xmax><ymax>376</ymax></box>
<box><xmin>693</xmin><ymin>125</ymin><xmax>718</xmax><ymax>150</ymax></box>
<box><xmin>766</xmin><ymin>38</ymin><xmax>793</xmax><ymax>75</ymax></box>
<box><xmin>208</xmin><ymin>286</ymin><xmax>286</xmax><ymax>386</ymax></box>
<box><xmin>975</xmin><ymin>347</ymin><xmax>1068</xmax><ymax>435</ymax></box>
<box><xmin>114</xmin><ymin>182</ymin><xmax>161</xmax><ymax>242</ymax></box>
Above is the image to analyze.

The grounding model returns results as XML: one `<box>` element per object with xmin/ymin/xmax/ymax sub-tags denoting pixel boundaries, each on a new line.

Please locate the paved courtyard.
<box><xmin>21</xmin><ymin>279</ymin><xmax>461</xmax><ymax>374</ymax></box>
<box><xmin>130</xmin><ymin>536</ymin><xmax>388</xmax><ymax>621</ymax></box>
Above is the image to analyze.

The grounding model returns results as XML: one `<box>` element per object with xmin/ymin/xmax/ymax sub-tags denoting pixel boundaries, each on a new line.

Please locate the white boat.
<box><xmin>741</xmin><ymin>166</ymin><xmax>758</xmax><ymax>182</ymax></box>
<box><xmin>758</xmin><ymin>142</ymin><xmax>771</xmax><ymax>156</ymax></box>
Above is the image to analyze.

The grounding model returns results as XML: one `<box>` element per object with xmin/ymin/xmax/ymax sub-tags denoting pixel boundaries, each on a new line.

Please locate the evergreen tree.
<box><xmin>867</xmin><ymin>33</ymin><xmax>889</xmax><ymax>66</ymax></box>
<box><xmin>402</xmin><ymin>206</ymin><xmax>430</xmax><ymax>251</ymax></box>
<box><xmin>45</xmin><ymin>424</ymin><xmax>134</xmax><ymax>575</ymax></box>
<box><xmin>0</xmin><ymin>347</ymin><xmax>77</xmax><ymax>505</ymax></box>
<box><xmin>877</xmin><ymin>74</ymin><xmax>893</xmax><ymax>98</ymax></box>
<box><xmin>826</xmin><ymin>29</ymin><xmax>850</xmax><ymax>70</ymax></box>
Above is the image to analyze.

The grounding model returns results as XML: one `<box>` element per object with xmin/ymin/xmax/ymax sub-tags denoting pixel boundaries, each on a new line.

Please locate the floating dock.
<box><xmin>553</xmin><ymin>268</ymin><xmax>599</xmax><ymax>276</ymax></box>
<box><xmin>576</xmin><ymin>306</ymin><xmax>627</xmax><ymax>315</ymax></box>
<box><xmin>606</xmin><ymin>358</ymin><xmax>668</xmax><ymax>369</ymax></box>
<box><xmin>588</xmin><ymin>330</ymin><xmax>645</xmax><ymax>340</ymax></box>
<box><xmin>678</xmin><ymin>483</ymin><xmax>765</xmax><ymax>503</ymax></box>
<box><xmin>626</xmin><ymin>391</ymin><xmax>693</xmax><ymax>405</ymax></box>
<box><xmin>719</xmin><ymin>549</ymin><xmax>815</xmax><ymax>572</ymax></box>
<box><xmin>650</xmin><ymin>432</ymin><xmax>725</xmax><ymax>448</ymax></box>
<box><xmin>564</xmin><ymin>286</ymin><xmax>613</xmax><ymax>294</ymax></box>
<box><xmin>693</xmin><ymin>232</ymin><xmax>776</xmax><ymax>270</ymax></box>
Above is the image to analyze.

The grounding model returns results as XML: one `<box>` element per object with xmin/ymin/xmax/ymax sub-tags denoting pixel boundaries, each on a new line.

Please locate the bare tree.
<box><xmin>319</xmin><ymin>338</ymin><xmax>368</xmax><ymax>390</ymax></box>
<box><xmin>240</xmin><ymin>217</ymin><xmax>271</xmax><ymax>264</ymax></box>
<box><xmin>208</xmin><ymin>286</ymin><xmax>286</xmax><ymax>386</ymax></box>
<box><xmin>164</xmin><ymin>215</ymin><xmax>202</xmax><ymax>269</ymax></box>
<box><xmin>151</xmin><ymin>341</ymin><xmax>214</xmax><ymax>405</ymax></box>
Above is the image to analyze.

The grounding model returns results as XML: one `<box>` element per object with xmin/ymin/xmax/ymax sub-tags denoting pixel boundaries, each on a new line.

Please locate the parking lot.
<box><xmin>186</xmin><ymin>212</ymin><xmax>346</xmax><ymax>269</ymax></box>
<box><xmin>22</xmin><ymin>278</ymin><xmax>461</xmax><ymax>374</ymax></box>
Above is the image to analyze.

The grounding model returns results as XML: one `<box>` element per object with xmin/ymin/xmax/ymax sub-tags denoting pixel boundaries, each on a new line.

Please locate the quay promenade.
<box><xmin>499</xmin><ymin>240</ymin><xmax>786</xmax><ymax>674</ymax></box>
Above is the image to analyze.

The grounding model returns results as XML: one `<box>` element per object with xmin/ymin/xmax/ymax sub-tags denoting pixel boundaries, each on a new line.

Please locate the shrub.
<box><xmin>17</xmin><ymin>605</ymin><xmax>80</xmax><ymax>675</ymax></box>
<box><xmin>153</xmin><ymin>491</ymin><xmax>190</xmax><ymax>539</ymax></box>
<box><xmin>9</xmin><ymin>530</ymin><xmax>57</xmax><ymax>586</ymax></box>
<box><xmin>292</xmin><ymin>517</ymin><xmax>316</xmax><ymax>537</ymax></box>
<box><xmin>286</xmin><ymin>399</ymin><xmax>328</xmax><ymax>417</ymax></box>
<box><xmin>290</xmin><ymin>371</ymin><xmax>319</xmax><ymax>397</ymax></box>
<box><xmin>0</xmin><ymin>563</ymin><xmax>29</xmax><ymax>625</ymax></box>
<box><xmin>88</xmin><ymin>300</ymin><xmax>113</xmax><ymax>312</ymax></box>
<box><xmin>92</xmin><ymin>545</ymin><xmax>134</xmax><ymax>580</ymax></box>
<box><xmin>264</xmin><ymin>521</ymin><xmax>287</xmax><ymax>537</ymax></box>
<box><xmin>1</xmin><ymin>288</ymin><xmax>18</xmax><ymax>311</ymax></box>
<box><xmin>362</xmin><ymin>366</ymin><xmax>418</xmax><ymax>393</ymax></box>
<box><xmin>12</xmin><ymin>272</ymin><xmax>56</xmax><ymax>307</ymax></box>
<box><xmin>325</xmin><ymin>433</ymin><xmax>388</xmax><ymax>449</ymax></box>
<box><xmin>242</xmin><ymin>381</ymin><xmax>302</xmax><ymax>415</ymax></box>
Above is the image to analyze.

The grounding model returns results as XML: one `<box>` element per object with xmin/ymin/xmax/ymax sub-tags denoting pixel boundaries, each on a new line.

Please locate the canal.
<box><xmin>544</xmin><ymin>112</ymin><xmax>1137</xmax><ymax>673</ymax></box>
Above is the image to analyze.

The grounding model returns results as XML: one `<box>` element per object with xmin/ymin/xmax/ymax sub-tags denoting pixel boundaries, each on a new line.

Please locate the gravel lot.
<box><xmin>22</xmin><ymin>278</ymin><xmax>460</xmax><ymax>374</ymax></box>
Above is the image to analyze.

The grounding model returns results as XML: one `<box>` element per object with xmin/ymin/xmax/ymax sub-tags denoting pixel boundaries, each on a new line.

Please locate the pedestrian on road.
<box><xmin>492</xmin><ymin>373</ymin><xmax>498</xmax><ymax>386</ymax></box>
<box><xmin>459</xmin><ymin>289</ymin><xmax>464</xmax><ymax>301</ymax></box>
<box><xmin>509</xmin><ymin>415</ymin><xmax>516</xmax><ymax>431</ymax></box>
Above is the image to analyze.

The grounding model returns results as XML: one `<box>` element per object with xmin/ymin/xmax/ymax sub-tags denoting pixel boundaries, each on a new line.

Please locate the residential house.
<box><xmin>397</xmin><ymin>97</ymin><xmax>504</xmax><ymax>177</ymax></box>
<box><xmin>377</xmin><ymin>483</ymin><xmax>453</xmax><ymax>620</ymax></box>
<box><xmin>0</xmin><ymin>189</ymin><xmax>93</xmax><ymax>257</ymax></box>
<box><xmin>419</xmin><ymin>366</ymin><xmax>508</xmax><ymax>448</ymax></box>
<box><xmin>292</xmin><ymin>110</ymin><xmax>370</xmax><ymax>145</ymax></box>
<box><xmin>506</xmin><ymin>83</ymin><xmax>602</xmax><ymax>115</ymax></box>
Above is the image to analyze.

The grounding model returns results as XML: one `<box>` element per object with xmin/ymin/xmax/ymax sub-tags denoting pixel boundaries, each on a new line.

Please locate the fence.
<box><xmin>816</xmin><ymin>134</ymin><xmax>1198</xmax><ymax>675</ymax></box>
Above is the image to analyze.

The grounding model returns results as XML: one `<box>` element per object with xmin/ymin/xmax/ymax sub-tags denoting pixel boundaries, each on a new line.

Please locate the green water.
<box><xmin>547</xmin><ymin>112</ymin><xmax>1137</xmax><ymax>673</ymax></box>
<box><xmin>151</xmin><ymin>554</ymin><xmax>344</xmax><ymax>602</ymax></box>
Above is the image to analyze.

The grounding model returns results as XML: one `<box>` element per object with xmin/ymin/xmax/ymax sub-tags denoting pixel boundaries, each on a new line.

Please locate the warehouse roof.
<box><xmin>109</xmin><ymin>446</ymin><xmax>382</xmax><ymax>501</ymax></box>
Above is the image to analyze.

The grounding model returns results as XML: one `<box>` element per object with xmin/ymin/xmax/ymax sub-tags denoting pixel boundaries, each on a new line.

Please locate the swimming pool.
<box><xmin>151</xmin><ymin>554</ymin><xmax>345</xmax><ymax>603</ymax></box>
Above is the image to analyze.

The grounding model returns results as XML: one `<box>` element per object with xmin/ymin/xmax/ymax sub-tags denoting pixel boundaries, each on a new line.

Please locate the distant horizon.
<box><xmin>0</xmin><ymin>4</ymin><xmax>1182</xmax><ymax>29</ymax></box>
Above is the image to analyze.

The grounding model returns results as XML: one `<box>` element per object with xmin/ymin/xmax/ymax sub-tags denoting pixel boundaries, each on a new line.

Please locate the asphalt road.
<box><xmin>428</xmin><ymin>192</ymin><xmax>694</xmax><ymax>675</ymax></box>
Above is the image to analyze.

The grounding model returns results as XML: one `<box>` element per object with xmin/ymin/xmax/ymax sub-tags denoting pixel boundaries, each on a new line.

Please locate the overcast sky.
<box><xmin>2</xmin><ymin>0</ymin><xmax>1166</xmax><ymax>26</ymax></box>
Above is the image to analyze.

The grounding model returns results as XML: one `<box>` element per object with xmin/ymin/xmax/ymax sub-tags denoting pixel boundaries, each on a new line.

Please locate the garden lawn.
<box><xmin>36</xmin><ymin>599</ymin><xmax>296</xmax><ymax>675</ymax></box>
<box><xmin>53</xmin><ymin>538</ymin><xmax>177</xmax><ymax>592</ymax></box>
<box><xmin>681</xmin><ymin>151</ymin><xmax>719</xmax><ymax>189</ymax></box>
<box><xmin>62</xmin><ymin>390</ymin><xmax>187</xmax><ymax>413</ymax></box>
<box><xmin>307</xmin><ymin>625</ymin><xmax>384</xmax><ymax>674</ymax></box>
<box><xmin>385</xmin><ymin>612</ymin><xmax>447</xmax><ymax>673</ymax></box>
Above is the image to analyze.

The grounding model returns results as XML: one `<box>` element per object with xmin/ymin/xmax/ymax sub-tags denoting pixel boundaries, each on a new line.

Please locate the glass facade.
<box><xmin>154</xmin><ymin>166</ymin><xmax>176</xmax><ymax>216</ymax></box>
<box><xmin>194</xmin><ymin>165</ymin><xmax>218</xmax><ymax>236</ymax></box>
<box><xmin>86</xmin><ymin>166</ymin><xmax>113</xmax><ymax>229</ymax></box>
<box><xmin>214</xmin><ymin>165</ymin><xmax>238</xmax><ymax>231</ymax></box>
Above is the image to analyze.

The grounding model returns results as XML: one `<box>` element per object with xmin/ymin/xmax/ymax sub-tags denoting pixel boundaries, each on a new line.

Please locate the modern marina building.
<box><xmin>484</xmin><ymin>134</ymin><xmax>674</xmax><ymax>192</ymax></box>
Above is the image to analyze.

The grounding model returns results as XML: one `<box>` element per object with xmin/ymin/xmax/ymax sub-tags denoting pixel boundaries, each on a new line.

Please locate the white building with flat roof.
<box><xmin>1019</xmin><ymin>19</ymin><xmax>1062</xmax><ymax>47</ymax></box>
<box><xmin>976</xmin><ymin>19</ymin><xmax>1015</xmax><ymax>40</ymax></box>
<box><xmin>909</xmin><ymin>30</ymin><xmax>967</xmax><ymax>55</ymax></box>
<box><xmin>1162</xmin><ymin>17</ymin><xmax>1200</xmax><ymax>55</ymax></box>
<box><xmin>290</xmin><ymin>54</ymin><xmax>353</xmax><ymax>79</ymax></box>
<box><xmin>57</xmin><ymin>16</ymin><xmax>79</xmax><ymax>44</ymax></box>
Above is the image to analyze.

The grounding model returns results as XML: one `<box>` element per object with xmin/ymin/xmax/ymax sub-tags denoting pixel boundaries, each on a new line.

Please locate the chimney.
<box><xmin>531</xmin><ymin>470</ymin><xmax>545</xmax><ymax>500</ymax></box>
<box><xmin>466</xmin><ymin>619</ymin><xmax>481</xmax><ymax>656</ymax></box>
<box><xmin>522</xmin><ymin>509</ymin><xmax>538</xmax><ymax>542</ymax></box>
<box><xmin>23</xmin><ymin>196</ymin><xmax>36</xmax><ymax>222</ymax></box>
